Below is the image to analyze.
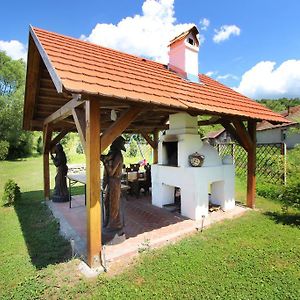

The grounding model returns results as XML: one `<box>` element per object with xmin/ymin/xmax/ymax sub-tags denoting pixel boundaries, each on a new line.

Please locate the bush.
<box><xmin>2</xmin><ymin>179</ymin><xmax>21</xmax><ymax>205</ymax></box>
<box><xmin>36</xmin><ymin>136</ymin><xmax>43</xmax><ymax>154</ymax></box>
<box><xmin>279</xmin><ymin>183</ymin><xmax>300</xmax><ymax>211</ymax></box>
<box><xmin>128</xmin><ymin>139</ymin><xmax>138</xmax><ymax>157</ymax></box>
<box><xmin>256</xmin><ymin>182</ymin><xmax>282</xmax><ymax>200</ymax></box>
<box><xmin>76</xmin><ymin>142</ymin><xmax>84</xmax><ymax>154</ymax></box>
<box><xmin>0</xmin><ymin>140</ymin><xmax>9</xmax><ymax>160</ymax></box>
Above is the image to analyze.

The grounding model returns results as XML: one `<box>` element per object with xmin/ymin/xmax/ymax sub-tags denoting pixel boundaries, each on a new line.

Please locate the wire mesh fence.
<box><xmin>216</xmin><ymin>143</ymin><xmax>286</xmax><ymax>184</ymax></box>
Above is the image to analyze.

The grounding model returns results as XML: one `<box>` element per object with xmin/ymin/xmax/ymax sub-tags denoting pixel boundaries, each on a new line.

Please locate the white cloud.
<box><xmin>80</xmin><ymin>0</ymin><xmax>195</xmax><ymax>63</ymax></box>
<box><xmin>234</xmin><ymin>60</ymin><xmax>300</xmax><ymax>99</ymax></box>
<box><xmin>205</xmin><ymin>70</ymin><xmax>218</xmax><ymax>77</ymax></box>
<box><xmin>216</xmin><ymin>73</ymin><xmax>239</xmax><ymax>81</ymax></box>
<box><xmin>0</xmin><ymin>40</ymin><xmax>27</xmax><ymax>61</ymax></box>
<box><xmin>213</xmin><ymin>25</ymin><xmax>241</xmax><ymax>43</ymax></box>
<box><xmin>199</xmin><ymin>18</ymin><xmax>210</xmax><ymax>31</ymax></box>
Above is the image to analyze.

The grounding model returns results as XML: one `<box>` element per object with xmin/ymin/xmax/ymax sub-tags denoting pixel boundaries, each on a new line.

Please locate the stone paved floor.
<box><xmin>48</xmin><ymin>194</ymin><xmax>248</xmax><ymax>267</ymax></box>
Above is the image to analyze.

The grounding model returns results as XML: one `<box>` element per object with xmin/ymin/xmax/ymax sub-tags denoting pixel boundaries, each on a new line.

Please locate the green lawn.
<box><xmin>0</xmin><ymin>157</ymin><xmax>299</xmax><ymax>299</ymax></box>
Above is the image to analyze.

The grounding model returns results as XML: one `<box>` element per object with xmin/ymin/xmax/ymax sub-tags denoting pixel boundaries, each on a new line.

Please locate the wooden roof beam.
<box><xmin>139</xmin><ymin>131</ymin><xmax>157</xmax><ymax>149</ymax></box>
<box><xmin>72</xmin><ymin>106</ymin><xmax>86</xmax><ymax>151</ymax></box>
<box><xmin>50</xmin><ymin>129</ymin><xmax>71</xmax><ymax>149</ymax></box>
<box><xmin>43</xmin><ymin>94</ymin><xmax>84</xmax><ymax>125</ymax></box>
<box><xmin>23</xmin><ymin>36</ymin><xmax>41</xmax><ymax>130</ymax></box>
<box><xmin>198</xmin><ymin>116</ymin><xmax>221</xmax><ymax>126</ymax></box>
<box><xmin>221</xmin><ymin>120</ymin><xmax>249</xmax><ymax>151</ymax></box>
<box><xmin>100</xmin><ymin>106</ymin><xmax>143</xmax><ymax>153</ymax></box>
<box><xmin>232</xmin><ymin>120</ymin><xmax>253</xmax><ymax>151</ymax></box>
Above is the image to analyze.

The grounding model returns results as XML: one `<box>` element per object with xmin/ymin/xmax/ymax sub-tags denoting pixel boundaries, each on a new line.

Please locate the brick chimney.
<box><xmin>168</xmin><ymin>26</ymin><xmax>200</xmax><ymax>83</ymax></box>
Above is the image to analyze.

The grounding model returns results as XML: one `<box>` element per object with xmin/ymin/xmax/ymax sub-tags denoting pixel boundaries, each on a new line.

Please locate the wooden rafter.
<box><xmin>44</xmin><ymin>96</ymin><xmax>84</xmax><ymax>125</ymax></box>
<box><xmin>23</xmin><ymin>36</ymin><xmax>41</xmax><ymax>130</ymax></box>
<box><xmin>50</xmin><ymin>129</ymin><xmax>71</xmax><ymax>149</ymax></box>
<box><xmin>198</xmin><ymin>116</ymin><xmax>221</xmax><ymax>126</ymax></box>
<box><xmin>140</xmin><ymin>131</ymin><xmax>157</xmax><ymax>149</ymax></box>
<box><xmin>72</xmin><ymin>106</ymin><xmax>86</xmax><ymax>151</ymax></box>
<box><xmin>100</xmin><ymin>106</ymin><xmax>143</xmax><ymax>153</ymax></box>
<box><xmin>232</xmin><ymin>120</ymin><xmax>253</xmax><ymax>151</ymax></box>
<box><xmin>221</xmin><ymin>121</ymin><xmax>249</xmax><ymax>151</ymax></box>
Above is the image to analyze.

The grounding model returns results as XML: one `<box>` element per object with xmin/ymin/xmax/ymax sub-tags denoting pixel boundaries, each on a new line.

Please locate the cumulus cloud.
<box><xmin>213</xmin><ymin>25</ymin><xmax>240</xmax><ymax>43</ymax></box>
<box><xmin>199</xmin><ymin>18</ymin><xmax>210</xmax><ymax>31</ymax></box>
<box><xmin>0</xmin><ymin>40</ymin><xmax>27</xmax><ymax>61</ymax></box>
<box><xmin>234</xmin><ymin>60</ymin><xmax>300</xmax><ymax>99</ymax></box>
<box><xmin>205</xmin><ymin>71</ymin><xmax>217</xmax><ymax>77</ymax></box>
<box><xmin>216</xmin><ymin>74</ymin><xmax>239</xmax><ymax>81</ymax></box>
<box><xmin>80</xmin><ymin>0</ymin><xmax>196</xmax><ymax>63</ymax></box>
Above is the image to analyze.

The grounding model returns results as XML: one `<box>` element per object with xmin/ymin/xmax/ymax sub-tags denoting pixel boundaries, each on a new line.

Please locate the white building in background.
<box><xmin>257</xmin><ymin>105</ymin><xmax>300</xmax><ymax>149</ymax></box>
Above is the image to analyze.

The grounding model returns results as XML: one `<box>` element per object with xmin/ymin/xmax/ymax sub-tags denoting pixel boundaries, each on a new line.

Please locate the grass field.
<box><xmin>0</xmin><ymin>156</ymin><xmax>299</xmax><ymax>299</ymax></box>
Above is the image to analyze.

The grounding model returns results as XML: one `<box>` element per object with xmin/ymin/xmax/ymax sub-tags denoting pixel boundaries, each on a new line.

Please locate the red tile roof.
<box><xmin>257</xmin><ymin>105</ymin><xmax>299</xmax><ymax>131</ymax></box>
<box><xmin>31</xmin><ymin>26</ymin><xmax>287</xmax><ymax>123</ymax></box>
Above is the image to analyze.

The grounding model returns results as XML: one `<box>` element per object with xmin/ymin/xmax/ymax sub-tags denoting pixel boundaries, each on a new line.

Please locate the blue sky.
<box><xmin>0</xmin><ymin>0</ymin><xmax>300</xmax><ymax>99</ymax></box>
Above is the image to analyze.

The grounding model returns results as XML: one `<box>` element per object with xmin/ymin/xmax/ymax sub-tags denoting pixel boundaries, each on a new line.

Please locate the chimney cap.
<box><xmin>168</xmin><ymin>25</ymin><xmax>199</xmax><ymax>47</ymax></box>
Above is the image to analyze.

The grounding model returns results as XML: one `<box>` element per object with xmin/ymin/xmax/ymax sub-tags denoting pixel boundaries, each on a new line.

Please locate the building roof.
<box><xmin>257</xmin><ymin>105</ymin><xmax>300</xmax><ymax>131</ymax></box>
<box><xmin>168</xmin><ymin>26</ymin><xmax>199</xmax><ymax>46</ymax></box>
<box><xmin>23</xmin><ymin>26</ymin><xmax>288</xmax><ymax>132</ymax></box>
<box><xmin>205</xmin><ymin>128</ymin><xmax>225</xmax><ymax>139</ymax></box>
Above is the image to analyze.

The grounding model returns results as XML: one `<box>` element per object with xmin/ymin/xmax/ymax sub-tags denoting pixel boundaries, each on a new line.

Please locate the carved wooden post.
<box><xmin>85</xmin><ymin>100</ymin><xmax>101</xmax><ymax>268</ymax></box>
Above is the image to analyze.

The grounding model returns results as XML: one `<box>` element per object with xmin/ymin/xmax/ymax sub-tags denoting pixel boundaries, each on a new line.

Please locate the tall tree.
<box><xmin>0</xmin><ymin>51</ymin><xmax>33</xmax><ymax>159</ymax></box>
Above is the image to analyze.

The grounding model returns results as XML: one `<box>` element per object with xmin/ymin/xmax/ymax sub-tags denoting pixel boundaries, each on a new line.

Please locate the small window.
<box><xmin>281</xmin><ymin>129</ymin><xmax>287</xmax><ymax>141</ymax></box>
<box><xmin>188</xmin><ymin>38</ymin><xmax>194</xmax><ymax>45</ymax></box>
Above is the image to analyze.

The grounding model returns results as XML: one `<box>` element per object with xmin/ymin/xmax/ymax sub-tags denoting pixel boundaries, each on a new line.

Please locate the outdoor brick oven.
<box><xmin>151</xmin><ymin>112</ymin><xmax>235</xmax><ymax>221</ymax></box>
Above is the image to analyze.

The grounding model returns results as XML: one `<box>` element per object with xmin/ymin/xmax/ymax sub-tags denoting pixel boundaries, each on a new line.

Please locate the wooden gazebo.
<box><xmin>23</xmin><ymin>26</ymin><xmax>287</xmax><ymax>268</ymax></box>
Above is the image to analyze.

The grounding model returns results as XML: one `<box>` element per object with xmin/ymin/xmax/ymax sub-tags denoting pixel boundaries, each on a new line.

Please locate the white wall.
<box><xmin>257</xmin><ymin>127</ymin><xmax>300</xmax><ymax>148</ymax></box>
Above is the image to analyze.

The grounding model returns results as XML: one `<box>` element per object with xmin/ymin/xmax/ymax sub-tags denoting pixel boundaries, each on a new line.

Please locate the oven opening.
<box><xmin>163</xmin><ymin>141</ymin><xmax>178</xmax><ymax>166</ymax></box>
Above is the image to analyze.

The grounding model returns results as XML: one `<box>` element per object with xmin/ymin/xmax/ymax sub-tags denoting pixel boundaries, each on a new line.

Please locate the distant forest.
<box><xmin>257</xmin><ymin>98</ymin><xmax>300</xmax><ymax>112</ymax></box>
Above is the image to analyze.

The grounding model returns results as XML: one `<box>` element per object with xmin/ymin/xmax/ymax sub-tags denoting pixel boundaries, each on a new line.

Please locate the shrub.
<box><xmin>36</xmin><ymin>136</ymin><xmax>43</xmax><ymax>154</ymax></box>
<box><xmin>279</xmin><ymin>183</ymin><xmax>300</xmax><ymax>211</ymax></box>
<box><xmin>0</xmin><ymin>140</ymin><xmax>9</xmax><ymax>160</ymax></box>
<box><xmin>2</xmin><ymin>179</ymin><xmax>21</xmax><ymax>205</ymax></box>
<box><xmin>76</xmin><ymin>142</ymin><xmax>84</xmax><ymax>154</ymax></box>
<box><xmin>256</xmin><ymin>182</ymin><xmax>282</xmax><ymax>200</ymax></box>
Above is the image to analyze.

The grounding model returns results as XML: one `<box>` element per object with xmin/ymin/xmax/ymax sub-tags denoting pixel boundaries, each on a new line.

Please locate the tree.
<box><xmin>0</xmin><ymin>52</ymin><xmax>25</xmax><ymax>95</ymax></box>
<box><xmin>257</xmin><ymin>98</ymin><xmax>300</xmax><ymax>112</ymax></box>
<box><xmin>0</xmin><ymin>51</ymin><xmax>33</xmax><ymax>159</ymax></box>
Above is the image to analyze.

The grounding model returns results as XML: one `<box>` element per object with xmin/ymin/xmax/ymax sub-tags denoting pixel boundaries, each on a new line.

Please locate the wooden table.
<box><xmin>67</xmin><ymin>173</ymin><xmax>130</xmax><ymax>208</ymax></box>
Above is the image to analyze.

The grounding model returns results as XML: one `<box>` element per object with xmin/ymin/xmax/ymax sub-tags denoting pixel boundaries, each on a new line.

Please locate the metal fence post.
<box><xmin>231</xmin><ymin>143</ymin><xmax>235</xmax><ymax>163</ymax></box>
<box><xmin>281</xmin><ymin>142</ymin><xmax>287</xmax><ymax>185</ymax></box>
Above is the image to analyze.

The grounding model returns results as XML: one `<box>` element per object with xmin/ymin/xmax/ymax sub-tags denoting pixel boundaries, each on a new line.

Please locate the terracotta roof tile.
<box><xmin>31</xmin><ymin>27</ymin><xmax>287</xmax><ymax>123</ymax></box>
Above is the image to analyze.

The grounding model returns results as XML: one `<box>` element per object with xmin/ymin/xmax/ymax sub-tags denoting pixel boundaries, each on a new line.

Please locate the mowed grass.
<box><xmin>0</xmin><ymin>157</ymin><xmax>299</xmax><ymax>299</ymax></box>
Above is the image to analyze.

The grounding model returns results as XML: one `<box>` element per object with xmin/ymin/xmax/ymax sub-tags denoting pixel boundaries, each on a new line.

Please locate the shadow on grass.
<box><xmin>264</xmin><ymin>211</ymin><xmax>300</xmax><ymax>227</ymax></box>
<box><xmin>14</xmin><ymin>189</ymin><xmax>74</xmax><ymax>269</ymax></box>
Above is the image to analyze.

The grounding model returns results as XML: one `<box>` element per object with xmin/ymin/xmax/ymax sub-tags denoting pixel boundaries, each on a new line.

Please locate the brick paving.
<box><xmin>49</xmin><ymin>194</ymin><xmax>248</xmax><ymax>267</ymax></box>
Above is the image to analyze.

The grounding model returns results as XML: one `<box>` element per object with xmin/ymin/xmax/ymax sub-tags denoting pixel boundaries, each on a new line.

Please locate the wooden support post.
<box><xmin>85</xmin><ymin>100</ymin><xmax>101</xmax><ymax>268</ymax></box>
<box><xmin>43</xmin><ymin>124</ymin><xmax>52</xmax><ymax>200</ymax></box>
<box><xmin>72</xmin><ymin>106</ymin><xmax>86</xmax><ymax>151</ymax></box>
<box><xmin>247</xmin><ymin>120</ymin><xmax>256</xmax><ymax>208</ymax></box>
<box><xmin>153</xmin><ymin>129</ymin><xmax>159</xmax><ymax>164</ymax></box>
